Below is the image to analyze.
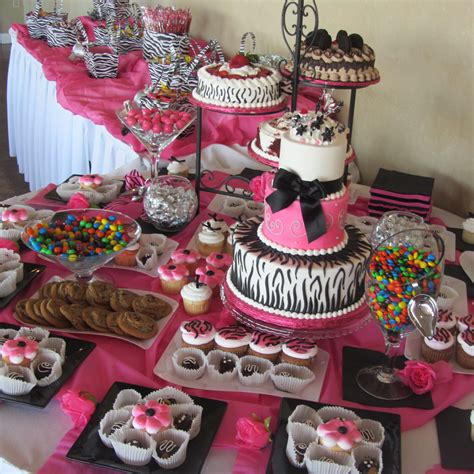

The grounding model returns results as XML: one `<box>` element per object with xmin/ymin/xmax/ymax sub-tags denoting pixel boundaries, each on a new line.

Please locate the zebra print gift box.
<box><xmin>84</xmin><ymin>45</ymin><xmax>119</xmax><ymax>79</ymax></box>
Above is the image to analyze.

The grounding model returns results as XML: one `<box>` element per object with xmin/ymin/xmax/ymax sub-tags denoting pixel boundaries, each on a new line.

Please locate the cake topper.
<box><xmin>316</xmin><ymin>90</ymin><xmax>343</xmax><ymax>117</ymax></box>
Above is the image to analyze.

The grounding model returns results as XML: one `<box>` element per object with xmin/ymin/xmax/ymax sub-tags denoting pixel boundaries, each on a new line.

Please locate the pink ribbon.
<box><xmin>124</xmin><ymin>169</ymin><xmax>149</xmax><ymax>191</ymax></box>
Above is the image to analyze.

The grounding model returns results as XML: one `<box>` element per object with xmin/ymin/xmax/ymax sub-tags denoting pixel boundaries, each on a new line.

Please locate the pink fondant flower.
<box><xmin>235</xmin><ymin>414</ymin><xmax>272</xmax><ymax>449</ymax></box>
<box><xmin>195</xmin><ymin>265</ymin><xmax>225</xmax><ymax>289</ymax></box>
<box><xmin>158</xmin><ymin>263</ymin><xmax>189</xmax><ymax>280</ymax></box>
<box><xmin>317</xmin><ymin>419</ymin><xmax>362</xmax><ymax>451</ymax></box>
<box><xmin>395</xmin><ymin>360</ymin><xmax>453</xmax><ymax>395</ymax></box>
<box><xmin>59</xmin><ymin>390</ymin><xmax>97</xmax><ymax>428</ymax></box>
<box><xmin>1</xmin><ymin>208</ymin><xmax>29</xmax><ymax>223</ymax></box>
<box><xmin>67</xmin><ymin>192</ymin><xmax>90</xmax><ymax>209</ymax></box>
<box><xmin>132</xmin><ymin>400</ymin><xmax>172</xmax><ymax>434</ymax></box>
<box><xmin>249</xmin><ymin>174</ymin><xmax>267</xmax><ymax>202</ymax></box>
<box><xmin>79</xmin><ymin>174</ymin><xmax>103</xmax><ymax>187</ymax></box>
<box><xmin>206</xmin><ymin>252</ymin><xmax>232</xmax><ymax>269</ymax></box>
<box><xmin>171</xmin><ymin>248</ymin><xmax>200</xmax><ymax>264</ymax></box>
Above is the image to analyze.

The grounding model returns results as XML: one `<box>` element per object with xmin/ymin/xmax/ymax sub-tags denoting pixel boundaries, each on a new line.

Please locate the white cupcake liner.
<box><xmin>0</xmin><ymin>226</ymin><xmax>22</xmax><ymax>241</ymax></box>
<box><xmin>113</xmin><ymin>388</ymin><xmax>143</xmax><ymax>410</ymax></box>
<box><xmin>140</xmin><ymin>234</ymin><xmax>167</xmax><ymax>255</ymax></box>
<box><xmin>287</xmin><ymin>405</ymin><xmax>322</xmax><ymax>434</ymax></box>
<box><xmin>0</xmin><ymin>271</ymin><xmax>17</xmax><ymax>298</ymax></box>
<box><xmin>358</xmin><ymin>419</ymin><xmax>385</xmax><ymax>448</ymax></box>
<box><xmin>271</xmin><ymin>363</ymin><xmax>315</xmax><ymax>394</ymax></box>
<box><xmin>171</xmin><ymin>403</ymin><xmax>203</xmax><ymax>440</ymax></box>
<box><xmin>286</xmin><ymin>423</ymin><xmax>319</xmax><ymax>467</ymax></box>
<box><xmin>136</xmin><ymin>245</ymin><xmax>158</xmax><ymax>271</ymax></box>
<box><xmin>171</xmin><ymin>348</ymin><xmax>207</xmax><ymax>381</ymax></box>
<box><xmin>31</xmin><ymin>349</ymin><xmax>62</xmax><ymax>387</ymax></box>
<box><xmin>436</xmin><ymin>285</ymin><xmax>459</xmax><ymax>311</ymax></box>
<box><xmin>0</xmin><ymin>329</ymin><xmax>18</xmax><ymax>346</ymax></box>
<box><xmin>316</xmin><ymin>406</ymin><xmax>361</xmax><ymax>424</ymax></box>
<box><xmin>33</xmin><ymin>210</ymin><xmax>54</xmax><ymax>221</ymax></box>
<box><xmin>237</xmin><ymin>355</ymin><xmax>272</xmax><ymax>387</ymax></box>
<box><xmin>152</xmin><ymin>429</ymin><xmax>190</xmax><ymax>470</ymax></box>
<box><xmin>0</xmin><ymin>365</ymin><xmax>37</xmax><ymax>395</ymax></box>
<box><xmin>75</xmin><ymin>188</ymin><xmax>107</xmax><ymax>206</ymax></box>
<box><xmin>244</xmin><ymin>201</ymin><xmax>265</xmax><ymax>219</ymax></box>
<box><xmin>428</xmin><ymin>224</ymin><xmax>447</xmax><ymax>236</ymax></box>
<box><xmin>110</xmin><ymin>427</ymin><xmax>156</xmax><ymax>466</ymax></box>
<box><xmin>304</xmin><ymin>443</ymin><xmax>354</xmax><ymax>474</ymax></box>
<box><xmin>352</xmin><ymin>445</ymin><xmax>383</xmax><ymax>474</ymax></box>
<box><xmin>93</xmin><ymin>184</ymin><xmax>121</xmax><ymax>203</ymax></box>
<box><xmin>38</xmin><ymin>337</ymin><xmax>66</xmax><ymax>364</ymax></box>
<box><xmin>99</xmin><ymin>408</ymin><xmax>133</xmax><ymax>448</ymax></box>
<box><xmin>56</xmin><ymin>183</ymin><xmax>81</xmax><ymax>201</ymax></box>
<box><xmin>144</xmin><ymin>387</ymin><xmax>193</xmax><ymax>407</ymax></box>
<box><xmin>222</xmin><ymin>198</ymin><xmax>246</xmax><ymax>218</ymax></box>
<box><xmin>17</xmin><ymin>327</ymin><xmax>50</xmax><ymax>342</ymax></box>
<box><xmin>206</xmin><ymin>350</ymin><xmax>239</xmax><ymax>382</ymax></box>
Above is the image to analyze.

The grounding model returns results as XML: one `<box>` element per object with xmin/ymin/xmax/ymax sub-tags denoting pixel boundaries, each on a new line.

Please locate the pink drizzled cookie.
<box><xmin>171</xmin><ymin>248</ymin><xmax>200</xmax><ymax>265</ymax></box>
<box><xmin>79</xmin><ymin>174</ymin><xmax>103</xmax><ymax>188</ymax></box>
<box><xmin>195</xmin><ymin>265</ymin><xmax>225</xmax><ymax>289</ymax></box>
<box><xmin>1</xmin><ymin>208</ymin><xmax>29</xmax><ymax>223</ymax></box>
<box><xmin>206</xmin><ymin>252</ymin><xmax>232</xmax><ymax>269</ymax></box>
<box><xmin>158</xmin><ymin>263</ymin><xmax>189</xmax><ymax>280</ymax></box>
<box><xmin>1</xmin><ymin>336</ymin><xmax>38</xmax><ymax>365</ymax></box>
<box><xmin>132</xmin><ymin>400</ymin><xmax>172</xmax><ymax>435</ymax></box>
<box><xmin>316</xmin><ymin>419</ymin><xmax>362</xmax><ymax>451</ymax></box>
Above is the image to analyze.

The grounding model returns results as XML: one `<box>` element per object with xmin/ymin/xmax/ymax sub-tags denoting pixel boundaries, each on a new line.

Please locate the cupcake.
<box><xmin>248</xmin><ymin>331</ymin><xmax>282</xmax><ymax>363</ymax></box>
<box><xmin>214</xmin><ymin>324</ymin><xmax>251</xmax><ymax>356</ymax></box>
<box><xmin>1</xmin><ymin>336</ymin><xmax>38</xmax><ymax>367</ymax></box>
<box><xmin>195</xmin><ymin>265</ymin><xmax>225</xmax><ymax>295</ymax></box>
<box><xmin>196</xmin><ymin>229</ymin><xmax>225</xmax><ymax>257</ymax></box>
<box><xmin>461</xmin><ymin>218</ymin><xmax>474</xmax><ymax>244</ymax></box>
<box><xmin>456</xmin><ymin>328</ymin><xmax>474</xmax><ymax>369</ymax></box>
<box><xmin>167</xmin><ymin>157</ymin><xmax>189</xmax><ymax>177</ymax></box>
<box><xmin>304</xmin><ymin>443</ymin><xmax>355</xmax><ymax>473</ymax></box>
<box><xmin>206</xmin><ymin>252</ymin><xmax>232</xmax><ymax>270</ymax></box>
<box><xmin>131</xmin><ymin>400</ymin><xmax>172</xmax><ymax>435</ymax></box>
<box><xmin>157</xmin><ymin>263</ymin><xmax>189</xmax><ymax>294</ymax></box>
<box><xmin>222</xmin><ymin>197</ymin><xmax>245</xmax><ymax>218</ymax></box>
<box><xmin>171</xmin><ymin>248</ymin><xmax>201</xmax><ymax>275</ymax></box>
<box><xmin>421</xmin><ymin>327</ymin><xmax>455</xmax><ymax>362</ymax></box>
<box><xmin>79</xmin><ymin>174</ymin><xmax>103</xmax><ymax>189</ymax></box>
<box><xmin>457</xmin><ymin>314</ymin><xmax>474</xmax><ymax>332</ymax></box>
<box><xmin>436</xmin><ymin>285</ymin><xmax>459</xmax><ymax>311</ymax></box>
<box><xmin>244</xmin><ymin>201</ymin><xmax>265</xmax><ymax>219</ymax></box>
<box><xmin>281</xmin><ymin>339</ymin><xmax>318</xmax><ymax>367</ymax></box>
<box><xmin>316</xmin><ymin>418</ymin><xmax>362</xmax><ymax>453</ymax></box>
<box><xmin>180</xmin><ymin>280</ymin><xmax>212</xmax><ymax>316</ymax></box>
<box><xmin>114</xmin><ymin>243</ymin><xmax>140</xmax><ymax>267</ymax></box>
<box><xmin>180</xmin><ymin>320</ymin><xmax>216</xmax><ymax>353</ymax></box>
<box><xmin>201</xmin><ymin>214</ymin><xmax>229</xmax><ymax>236</ymax></box>
<box><xmin>436</xmin><ymin>310</ymin><xmax>457</xmax><ymax>334</ymax></box>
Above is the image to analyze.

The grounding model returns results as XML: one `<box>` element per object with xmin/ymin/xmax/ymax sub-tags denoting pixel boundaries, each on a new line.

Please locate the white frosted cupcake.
<box><xmin>214</xmin><ymin>324</ymin><xmax>251</xmax><ymax>356</ymax></box>
<box><xmin>421</xmin><ymin>327</ymin><xmax>455</xmax><ymax>362</ymax></box>
<box><xmin>196</xmin><ymin>230</ymin><xmax>225</xmax><ymax>257</ymax></box>
<box><xmin>456</xmin><ymin>329</ymin><xmax>474</xmax><ymax>369</ymax></box>
<box><xmin>180</xmin><ymin>320</ymin><xmax>216</xmax><ymax>353</ymax></box>
<box><xmin>180</xmin><ymin>281</ymin><xmax>212</xmax><ymax>315</ymax></box>
<box><xmin>201</xmin><ymin>216</ymin><xmax>229</xmax><ymax>236</ymax></box>
<box><xmin>281</xmin><ymin>339</ymin><xmax>318</xmax><ymax>367</ymax></box>
<box><xmin>167</xmin><ymin>158</ymin><xmax>189</xmax><ymax>177</ymax></box>
<box><xmin>457</xmin><ymin>314</ymin><xmax>474</xmax><ymax>332</ymax></box>
<box><xmin>436</xmin><ymin>310</ymin><xmax>457</xmax><ymax>334</ymax></box>
<box><xmin>462</xmin><ymin>218</ymin><xmax>474</xmax><ymax>244</ymax></box>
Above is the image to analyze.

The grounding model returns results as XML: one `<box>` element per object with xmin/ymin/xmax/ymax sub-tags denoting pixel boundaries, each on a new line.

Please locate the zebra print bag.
<box><xmin>143</xmin><ymin>30</ymin><xmax>189</xmax><ymax>61</ymax></box>
<box><xmin>84</xmin><ymin>44</ymin><xmax>119</xmax><ymax>79</ymax></box>
<box><xmin>26</xmin><ymin>0</ymin><xmax>67</xmax><ymax>40</ymax></box>
<box><xmin>46</xmin><ymin>20</ymin><xmax>77</xmax><ymax>47</ymax></box>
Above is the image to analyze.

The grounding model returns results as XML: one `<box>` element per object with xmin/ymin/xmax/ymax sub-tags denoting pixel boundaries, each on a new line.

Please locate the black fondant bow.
<box><xmin>208</xmin><ymin>212</ymin><xmax>224</xmax><ymax>222</ymax></box>
<box><xmin>266</xmin><ymin>169</ymin><xmax>331</xmax><ymax>242</ymax></box>
<box><xmin>170</xmin><ymin>156</ymin><xmax>185</xmax><ymax>163</ymax></box>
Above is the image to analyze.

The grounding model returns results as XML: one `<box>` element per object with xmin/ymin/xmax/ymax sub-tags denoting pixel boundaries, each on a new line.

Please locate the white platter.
<box><xmin>153</xmin><ymin>330</ymin><xmax>330</xmax><ymax>401</ymax></box>
<box><xmin>13</xmin><ymin>276</ymin><xmax>179</xmax><ymax>349</ymax></box>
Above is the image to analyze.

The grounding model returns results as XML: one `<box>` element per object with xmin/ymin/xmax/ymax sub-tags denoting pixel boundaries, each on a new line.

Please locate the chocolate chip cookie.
<box><xmin>106</xmin><ymin>311</ymin><xmax>127</xmax><ymax>335</ymax></box>
<box><xmin>65</xmin><ymin>281</ymin><xmax>88</xmax><ymax>304</ymax></box>
<box><xmin>82</xmin><ymin>306</ymin><xmax>110</xmax><ymax>332</ymax></box>
<box><xmin>110</xmin><ymin>289</ymin><xmax>137</xmax><ymax>312</ymax></box>
<box><xmin>117</xmin><ymin>311</ymin><xmax>158</xmax><ymax>339</ymax></box>
<box><xmin>60</xmin><ymin>304</ymin><xmax>89</xmax><ymax>331</ymax></box>
<box><xmin>86</xmin><ymin>281</ymin><xmax>115</xmax><ymax>307</ymax></box>
<box><xmin>132</xmin><ymin>294</ymin><xmax>172</xmax><ymax>320</ymax></box>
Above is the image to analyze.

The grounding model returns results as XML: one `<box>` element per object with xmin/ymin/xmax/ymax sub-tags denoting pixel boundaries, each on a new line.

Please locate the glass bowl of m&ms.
<box><xmin>21</xmin><ymin>209</ymin><xmax>141</xmax><ymax>281</ymax></box>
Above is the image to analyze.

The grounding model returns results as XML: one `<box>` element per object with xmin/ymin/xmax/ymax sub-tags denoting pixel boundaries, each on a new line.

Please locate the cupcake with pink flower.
<box><xmin>1</xmin><ymin>336</ymin><xmax>38</xmax><ymax>367</ymax></box>
<box><xmin>195</xmin><ymin>265</ymin><xmax>225</xmax><ymax>295</ymax></box>
<box><xmin>158</xmin><ymin>264</ymin><xmax>189</xmax><ymax>294</ymax></box>
<box><xmin>132</xmin><ymin>400</ymin><xmax>172</xmax><ymax>435</ymax></box>
<box><xmin>171</xmin><ymin>248</ymin><xmax>201</xmax><ymax>275</ymax></box>
<box><xmin>206</xmin><ymin>252</ymin><xmax>232</xmax><ymax>270</ymax></box>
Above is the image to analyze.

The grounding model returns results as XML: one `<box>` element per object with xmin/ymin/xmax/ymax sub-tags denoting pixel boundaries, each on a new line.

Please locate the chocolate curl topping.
<box><xmin>170</xmin><ymin>156</ymin><xmax>186</xmax><ymax>163</ymax></box>
<box><xmin>208</xmin><ymin>212</ymin><xmax>224</xmax><ymax>222</ymax></box>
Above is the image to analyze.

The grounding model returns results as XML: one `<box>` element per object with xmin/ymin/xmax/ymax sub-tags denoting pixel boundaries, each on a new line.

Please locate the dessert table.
<box><xmin>0</xmin><ymin>148</ymin><xmax>472</xmax><ymax>473</ymax></box>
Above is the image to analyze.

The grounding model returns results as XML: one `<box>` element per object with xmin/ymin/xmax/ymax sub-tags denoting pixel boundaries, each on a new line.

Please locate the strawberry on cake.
<box><xmin>192</xmin><ymin>53</ymin><xmax>285</xmax><ymax>109</ymax></box>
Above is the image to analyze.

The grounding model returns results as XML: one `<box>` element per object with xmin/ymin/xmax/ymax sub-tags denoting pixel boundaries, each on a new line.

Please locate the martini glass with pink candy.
<box><xmin>117</xmin><ymin>101</ymin><xmax>195</xmax><ymax>179</ymax></box>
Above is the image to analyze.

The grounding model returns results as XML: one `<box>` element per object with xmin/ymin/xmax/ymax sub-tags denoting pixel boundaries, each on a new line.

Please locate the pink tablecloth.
<box><xmin>1</xmin><ymin>179</ymin><xmax>472</xmax><ymax>473</ymax></box>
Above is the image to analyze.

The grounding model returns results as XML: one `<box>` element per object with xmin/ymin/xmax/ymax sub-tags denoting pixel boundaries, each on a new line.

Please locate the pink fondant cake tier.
<box><xmin>261</xmin><ymin>173</ymin><xmax>349</xmax><ymax>253</ymax></box>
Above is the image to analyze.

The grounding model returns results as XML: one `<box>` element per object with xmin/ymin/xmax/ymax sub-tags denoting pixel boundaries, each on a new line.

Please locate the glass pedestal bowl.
<box><xmin>21</xmin><ymin>209</ymin><xmax>141</xmax><ymax>282</ymax></box>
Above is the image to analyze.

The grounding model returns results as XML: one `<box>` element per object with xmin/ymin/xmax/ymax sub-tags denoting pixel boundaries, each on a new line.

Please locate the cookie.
<box><xmin>39</xmin><ymin>282</ymin><xmax>57</xmax><ymax>299</ymax></box>
<box><xmin>15</xmin><ymin>299</ymin><xmax>37</xmax><ymax>325</ymax></box>
<box><xmin>25</xmin><ymin>299</ymin><xmax>49</xmax><ymax>325</ymax></box>
<box><xmin>41</xmin><ymin>299</ymin><xmax>71</xmax><ymax>328</ymax></box>
<box><xmin>56</xmin><ymin>282</ymin><xmax>71</xmax><ymax>301</ymax></box>
<box><xmin>65</xmin><ymin>281</ymin><xmax>88</xmax><ymax>304</ymax></box>
<box><xmin>86</xmin><ymin>281</ymin><xmax>115</xmax><ymax>307</ymax></box>
<box><xmin>106</xmin><ymin>311</ymin><xmax>127</xmax><ymax>336</ymax></box>
<box><xmin>110</xmin><ymin>289</ymin><xmax>137</xmax><ymax>312</ymax></box>
<box><xmin>132</xmin><ymin>294</ymin><xmax>172</xmax><ymax>320</ymax></box>
<box><xmin>117</xmin><ymin>312</ymin><xmax>158</xmax><ymax>339</ymax></box>
<box><xmin>82</xmin><ymin>306</ymin><xmax>110</xmax><ymax>332</ymax></box>
<box><xmin>60</xmin><ymin>304</ymin><xmax>90</xmax><ymax>331</ymax></box>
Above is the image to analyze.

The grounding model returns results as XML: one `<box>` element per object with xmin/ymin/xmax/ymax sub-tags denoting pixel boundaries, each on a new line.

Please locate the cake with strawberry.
<box><xmin>192</xmin><ymin>53</ymin><xmax>284</xmax><ymax>109</ymax></box>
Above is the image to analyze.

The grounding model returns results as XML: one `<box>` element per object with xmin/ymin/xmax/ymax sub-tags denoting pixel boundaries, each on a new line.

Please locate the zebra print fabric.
<box><xmin>46</xmin><ymin>23</ymin><xmax>77</xmax><ymax>47</ymax></box>
<box><xmin>84</xmin><ymin>48</ymin><xmax>119</xmax><ymax>79</ymax></box>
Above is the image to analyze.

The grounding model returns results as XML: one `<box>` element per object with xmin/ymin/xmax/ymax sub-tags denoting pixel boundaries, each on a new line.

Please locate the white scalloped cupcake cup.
<box><xmin>0</xmin><ymin>366</ymin><xmax>37</xmax><ymax>395</ymax></box>
<box><xmin>171</xmin><ymin>347</ymin><xmax>207</xmax><ymax>381</ymax></box>
<box><xmin>222</xmin><ymin>197</ymin><xmax>245</xmax><ymax>218</ymax></box>
<box><xmin>244</xmin><ymin>201</ymin><xmax>265</xmax><ymax>219</ymax></box>
<box><xmin>206</xmin><ymin>350</ymin><xmax>239</xmax><ymax>382</ymax></box>
<box><xmin>0</xmin><ymin>224</ymin><xmax>22</xmax><ymax>241</ymax></box>
<box><xmin>152</xmin><ymin>429</ymin><xmax>190</xmax><ymax>470</ymax></box>
<box><xmin>287</xmin><ymin>405</ymin><xmax>322</xmax><ymax>434</ymax></box>
<box><xmin>140</xmin><ymin>234</ymin><xmax>167</xmax><ymax>255</ymax></box>
<box><xmin>270</xmin><ymin>363</ymin><xmax>315</xmax><ymax>394</ymax></box>
<box><xmin>38</xmin><ymin>337</ymin><xmax>66</xmax><ymax>364</ymax></box>
<box><xmin>113</xmin><ymin>388</ymin><xmax>143</xmax><ymax>410</ymax></box>
<box><xmin>436</xmin><ymin>285</ymin><xmax>459</xmax><ymax>311</ymax></box>
<box><xmin>110</xmin><ymin>427</ymin><xmax>156</xmax><ymax>466</ymax></box>
<box><xmin>135</xmin><ymin>245</ymin><xmax>158</xmax><ymax>271</ymax></box>
<box><xmin>304</xmin><ymin>443</ymin><xmax>354</xmax><ymax>474</ymax></box>
<box><xmin>352</xmin><ymin>444</ymin><xmax>384</xmax><ymax>473</ymax></box>
<box><xmin>17</xmin><ymin>327</ymin><xmax>50</xmax><ymax>342</ymax></box>
<box><xmin>237</xmin><ymin>355</ymin><xmax>272</xmax><ymax>386</ymax></box>
<box><xmin>0</xmin><ymin>329</ymin><xmax>18</xmax><ymax>346</ymax></box>
<box><xmin>171</xmin><ymin>403</ymin><xmax>203</xmax><ymax>440</ymax></box>
<box><xmin>358</xmin><ymin>418</ymin><xmax>385</xmax><ymax>448</ymax></box>
<box><xmin>144</xmin><ymin>387</ymin><xmax>193</xmax><ymax>406</ymax></box>
<box><xmin>0</xmin><ymin>271</ymin><xmax>17</xmax><ymax>298</ymax></box>
<box><xmin>316</xmin><ymin>406</ymin><xmax>361</xmax><ymax>424</ymax></box>
<box><xmin>286</xmin><ymin>423</ymin><xmax>319</xmax><ymax>468</ymax></box>
<box><xmin>31</xmin><ymin>349</ymin><xmax>62</xmax><ymax>387</ymax></box>
<box><xmin>56</xmin><ymin>183</ymin><xmax>81</xmax><ymax>201</ymax></box>
<box><xmin>98</xmin><ymin>408</ymin><xmax>133</xmax><ymax>448</ymax></box>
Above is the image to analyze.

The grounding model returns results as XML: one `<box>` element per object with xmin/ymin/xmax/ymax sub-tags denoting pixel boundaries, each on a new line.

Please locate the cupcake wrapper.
<box><xmin>352</xmin><ymin>445</ymin><xmax>384</xmax><ymax>474</ymax></box>
<box><xmin>0</xmin><ymin>227</ymin><xmax>22</xmax><ymax>241</ymax></box>
<box><xmin>17</xmin><ymin>327</ymin><xmax>50</xmax><ymax>342</ymax></box>
<box><xmin>136</xmin><ymin>245</ymin><xmax>159</xmax><ymax>271</ymax></box>
<box><xmin>206</xmin><ymin>350</ymin><xmax>239</xmax><ymax>382</ymax></box>
<box><xmin>0</xmin><ymin>329</ymin><xmax>18</xmax><ymax>346</ymax></box>
<box><xmin>358</xmin><ymin>419</ymin><xmax>385</xmax><ymax>447</ymax></box>
<box><xmin>94</xmin><ymin>184</ymin><xmax>120</xmax><ymax>203</ymax></box>
<box><xmin>286</xmin><ymin>423</ymin><xmax>319</xmax><ymax>467</ymax></box>
<box><xmin>152</xmin><ymin>429</ymin><xmax>190</xmax><ymax>470</ymax></box>
<box><xmin>110</xmin><ymin>427</ymin><xmax>156</xmax><ymax>466</ymax></box>
<box><xmin>0</xmin><ymin>271</ymin><xmax>17</xmax><ymax>298</ymax></box>
<box><xmin>304</xmin><ymin>443</ymin><xmax>354</xmax><ymax>474</ymax></box>
<box><xmin>237</xmin><ymin>355</ymin><xmax>272</xmax><ymax>386</ymax></box>
<box><xmin>172</xmin><ymin>348</ymin><xmax>207</xmax><ymax>381</ymax></box>
<box><xmin>99</xmin><ymin>408</ymin><xmax>133</xmax><ymax>448</ymax></box>
<box><xmin>222</xmin><ymin>199</ymin><xmax>245</xmax><ymax>218</ymax></box>
<box><xmin>34</xmin><ymin>210</ymin><xmax>54</xmax><ymax>221</ymax></box>
<box><xmin>287</xmin><ymin>405</ymin><xmax>322</xmax><ymax>434</ymax></box>
<box><xmin>270</xmin><ymin>363</ymin><xmax>315</xmax><ymax>394</ymax></box>
<box><xmin>140</xmin><ymin>234</ymin><xmax>167</xmax><ymax>255</ymax></box>
<box><xmin>56</xmin><ymin>183</ymin><xmax>81</xmax><ymax>201</ymax></box>
<box><xmin>144</xmin><ymin>387</ymin><xmax>193</xmax><ymax>406</ymax></box>
<box><xmin>420</xmin><ymin>341</ymin><xmax>454</xmax><ymax>363</ymax></box>
<box><xmin>39</xmin><ymin>337</ymin><xmax>66</xmax><ymax>363</ymax></box>
<box><xmin>76</xmin><ymin>188</ymin><xmax>106</xmax><ymax>205</ymax></box>
<box><xmin>456</xmin><ymin>343</ymin><xmax>474</xmax><ymax>370</ymax></box>
<box><xmin>31</xmin><ymin>349</ymin><xmax>62</xmax><ymax>387</ymax></box>
<box><xmin>171</xmin><ymin>403</ymin><xmax>203</xmax><ymax>440</ymax></box>
<box><xmin>316</xmin><ymin>406</ymin><xmax>361</xmax><ymax>424</ymax></box>
<box><xmin>244</xmin><ymin>202</ymin><xmax>265</xmax><ymax>219</ymax></box>
<box><xmin>113</xmin><ymin>388</ymin><xmax>143</xmax><ymax>410</ymax></box>
<box><xmin>0</xmin><ymin>366</ymin><xmax>37</xmax><ymax>395</ymax></box>
<box><xmin>436</xmin><ymin>285</ymin><xmax>459</xmax><ymax>311</ymax></box>
<box><xmin>183</xmin><ymin>298</ymin><xmax>211</xmax><ymax>316</ymax></box>
<box><xmin>0</xmin><ymin>248</ymin><xmax>21</xmax><ymax>263</ymax></box>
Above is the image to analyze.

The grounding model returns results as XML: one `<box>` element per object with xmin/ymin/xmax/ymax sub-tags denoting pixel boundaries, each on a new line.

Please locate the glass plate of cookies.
<box><xmin>13</xmin><ymin>277</ymin><xmax>179</xmax><ymax>349</ymax></box>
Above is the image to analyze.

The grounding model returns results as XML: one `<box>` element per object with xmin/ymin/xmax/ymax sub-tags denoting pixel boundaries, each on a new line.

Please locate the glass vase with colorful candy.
<box><xmin>21</xmin><ymin>209</ymin><xmax>141</xmax><ymax>282</ymax></box>
<box><xmin>356</xmin><ymin>228</ymin><xmax>445</xmax><ymax>400</ymax></box>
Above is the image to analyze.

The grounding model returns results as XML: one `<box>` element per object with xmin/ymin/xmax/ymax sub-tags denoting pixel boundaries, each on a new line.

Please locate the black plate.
<box><xmin>0</xmin><ymin>322</ymin><xmax>95</xmax><ymax>408</ymax></box>
<box><xmin>67</xmin><ymin>381</ymin><xmax>228</xmax><ymax>473</ymax></box>
<box><xmin>267</xmin><ymin>398</ymin><xmax>401</xmax><ymax>474</ymax></box>
<box><xmin>0</xmin><ymin>263</ymin><xmax>46</xmax><ymax>310</ymax></box>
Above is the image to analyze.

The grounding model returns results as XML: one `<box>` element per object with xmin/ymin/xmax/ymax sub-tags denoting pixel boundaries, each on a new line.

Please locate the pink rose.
<box><xmin>249</xmin><ymin>174</ymin><xmax>269</xmax><ymax>202</ymax></box>
<box><xmin>235</xmin><ymin>415</ymin><xmax>271</xmax><ymax>449</ymax></box>
<box><xmin>395</xmin><ymin>360</ymin><xmax>452</xmax><ymax>395</ymax></box>
<box><xmin>59</xmin><ymin>390</ymin><xmax>96</xmax><ymax>428</ymax></box>
<box><xmin>67</xmin><ymin>192</ymin><xmax>90</xmax><ymax>209</ymax></box>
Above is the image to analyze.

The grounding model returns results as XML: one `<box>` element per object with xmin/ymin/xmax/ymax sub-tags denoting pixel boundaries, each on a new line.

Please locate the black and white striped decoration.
<box><xmin>116</xmin><ymin>36</ymin><xmax>143</xmax><ymax>54</ymax></box>
<box><xmin>46</xmin><ymin>22</ymin><xmax>77</xmax><ymax>47</ymax></box>
<box><xmin>84</xmin><ymin>47</ymin><xmax>119</xmax><ymax>79</ymax></box>
<box><xmin>143</xmin><ymin>30</ymin><xmax>189</xmax><ymax>61</ymax></box>
<box><xmin>93</xmin><ymin>26</ymin><xmax>111</xmax><ymax>46</ymax></box>
<box><xmin>239</xmin><ymin>32</ymin><xmax>256</xmax><ymax>54</ymax></box>
<box><xmin>147</xmin><ymin>61</ymin><xmax>175</xmax><ymax>85</ymax></box>
<box><xmin>26</xmin><ymin>0</ymin><xmax>67</xmax><ymax>40</ymax></box>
